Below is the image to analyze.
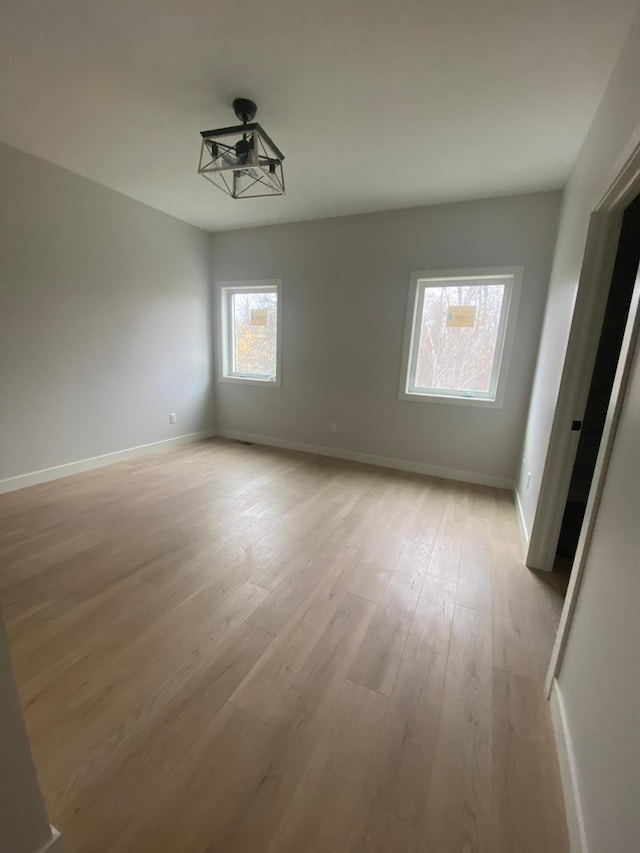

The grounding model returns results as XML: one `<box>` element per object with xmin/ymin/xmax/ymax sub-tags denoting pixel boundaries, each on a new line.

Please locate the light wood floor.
<box><xmin>0</xmin><ymin>439</ymin><xmax>569</xmax><ymax>853</ymax></box>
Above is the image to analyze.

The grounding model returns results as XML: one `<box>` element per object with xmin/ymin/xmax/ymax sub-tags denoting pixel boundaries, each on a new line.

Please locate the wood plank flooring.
<box><xmin>0</xmin><ymin>439</ymin><xmax>570</xmax><ymax>852</ymax></box>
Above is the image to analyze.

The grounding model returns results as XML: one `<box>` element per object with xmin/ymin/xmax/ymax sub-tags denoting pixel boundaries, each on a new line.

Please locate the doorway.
<box><xmin>555</xmin><ymin>194</ymin><xmax>640</xmax><ymax>570</ymax></box>
<box><xmin>544</xmin><ymin>140</ymin><xmax>640</xmax><ymax>696</ymax></box>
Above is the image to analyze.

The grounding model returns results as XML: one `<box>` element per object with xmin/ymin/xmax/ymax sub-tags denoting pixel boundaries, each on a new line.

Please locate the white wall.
<box><xmin>517</xmin><ymin>8</ymin><xmax>640</xmax><ymax>534</ymax></box>
<box><xmin>555</xmin><ymin>339</ymin><xmax>640</xmax><ymax>853</ymax></box>
<box><xmin>211</xmin><ymin>192</ymin><xmax>561</xmax><ymax>485</ymax></box>
<box><xmin>515</xmin><ymin>8</ymin><xmax>640</xmax><ymax>852</ymax></box>
<box><xmin>0</xmin><ymin>142</ymin><xmax>213</xmax><ymax>482</ymax></box>
<box><xmin>0</xmin><ymin>607</ymin><xmax>63</xmax><ymax>853</ymax></box>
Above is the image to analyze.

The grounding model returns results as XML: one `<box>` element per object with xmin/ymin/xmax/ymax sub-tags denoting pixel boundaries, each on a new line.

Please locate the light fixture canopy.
<box><xmin>198</xmin><ymin>98</ymin><xmax>285</xmax><ymax>199</ymax></box>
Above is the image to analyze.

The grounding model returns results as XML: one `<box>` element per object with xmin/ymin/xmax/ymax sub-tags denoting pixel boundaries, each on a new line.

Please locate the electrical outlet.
<box><xmin>329</xmin><ymin>422</ymin><xmax>336</xmax><ymax>433</ymax></box>
<box><xmin>526</xmin><ymin>471</ymin><xmax>532</xmax><ymax>489</ymax></box>
<box><xmin>169</xmin><ymin>413</ymin><xmax>177</xmax><ymax>424</ymax></box>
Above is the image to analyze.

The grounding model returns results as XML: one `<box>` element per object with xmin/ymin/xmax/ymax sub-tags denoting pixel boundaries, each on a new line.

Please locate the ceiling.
<box><xmin>1</xmin><ymin>1</ymin><xmax>637</xmax><ymax>233</ymax></box>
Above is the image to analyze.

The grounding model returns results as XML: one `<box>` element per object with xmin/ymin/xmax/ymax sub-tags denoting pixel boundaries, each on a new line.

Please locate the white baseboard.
<box><xmin>38</xmin><ymin>827</ymin><xmax>66</xmax><ymax>853</ymax></box>
<box><xmin>514</xmin><ymin>487</ymin><xmax>530</xmax><ymax>555</ymax></box>
<box><xmin>218</xmin><ymin>430</ymin><xmax>514</xmax><ymax>489</ymax></box>
<box><xmin>550</xmin><ymin>682</ymin><xmax>588</xmax><ymax>853</ymax></box>
<box><xmin>0</xmin><ymin>431</ymin><xmax>215</xmax><ymax>496</ymax></box>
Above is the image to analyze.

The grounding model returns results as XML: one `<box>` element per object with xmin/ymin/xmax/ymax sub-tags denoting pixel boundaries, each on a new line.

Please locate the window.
<box><xmin>399</xmin><ymin>267</ymin><xmax>522</xmax><ymax>406</ymax></box>
<box><xmin>219</xmin><ymin>280</ymin><xmax>282</xmax><ymax>386</ymax></box>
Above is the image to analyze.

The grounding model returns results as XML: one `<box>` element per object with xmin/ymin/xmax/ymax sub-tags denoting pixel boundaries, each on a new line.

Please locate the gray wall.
<box><xmin>212</xmin><ymin>192</ymin><xmax>561</xmax><ymax>484</ymax></box>
<box><xmin>0</xmin><ymin>143</ymin><xmax>213</xmax><ymax>481</ymax></box>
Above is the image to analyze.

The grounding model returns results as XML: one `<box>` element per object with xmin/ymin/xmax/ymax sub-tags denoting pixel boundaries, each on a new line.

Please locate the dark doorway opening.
<box><xmin>555</xmin><ymin>193</ymin><xmax>640</xmax><ymax>570</ymax></box>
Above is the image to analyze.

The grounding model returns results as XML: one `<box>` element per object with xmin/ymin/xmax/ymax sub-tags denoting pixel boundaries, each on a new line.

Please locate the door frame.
<box><xmin>533</xmin><ymin>138</ymin><xmax>640</xmax><ymax>693</ymax></box>
<box><xmin>546</xmin><ymin>259</ymin><xmax>640</xmax><ymax>694</ymax></box>
<box><xmin>526</xmin><ymin>139</ymin><xmax>640</xmax><ymax>573</ymax></box>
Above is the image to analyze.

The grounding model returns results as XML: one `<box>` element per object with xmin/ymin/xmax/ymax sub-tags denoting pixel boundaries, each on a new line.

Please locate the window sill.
<box><xmin>399</xmin><ymin>389</ymin><xmax>503</xmax><ymax>408</ymax></box>
<box><xmin>219</xmin><ymin>375</ymin><xmax>281</xmax><ymax>388</ymax></box>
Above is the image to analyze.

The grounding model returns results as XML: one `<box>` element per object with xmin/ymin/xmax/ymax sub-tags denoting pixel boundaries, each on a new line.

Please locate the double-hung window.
<box><xmin>399</xmin><ymin>267</ymin><xmax>522</xmax><ymax>406</ymax></box>
<box><xmin>219</xmin><ymin>280</ymin><xmax>282</xmax><ymax>386</ymax></box>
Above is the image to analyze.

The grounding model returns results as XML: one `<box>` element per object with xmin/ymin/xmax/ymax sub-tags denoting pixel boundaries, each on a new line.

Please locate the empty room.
<box><xmin>1</xmin><ymin>2</ymin><xmax>639</xmax><ymax>852</ymax></box>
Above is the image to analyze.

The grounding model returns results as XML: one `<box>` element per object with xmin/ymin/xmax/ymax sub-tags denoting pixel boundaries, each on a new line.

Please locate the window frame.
<box><xmin>218</xmin><ymin>279</ymin><xmax>283</xmax><ymax>387</ymax></box>
<box><xmin>398</xmin><ymin>266</ymin><xmax>523</xmax><ymax>408</ymax></box>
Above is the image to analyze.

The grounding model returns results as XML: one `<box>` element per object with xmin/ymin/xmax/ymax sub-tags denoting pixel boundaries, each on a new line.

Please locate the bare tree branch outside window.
<box><xmin>414</xmin><ymin>281</ymin><xmax>506</xmax><ymax>393</ymax></box>
<box><xmin>232</xmin><ymin>291</ymin><xmax>278</xmax><ymax>377</ymax></box>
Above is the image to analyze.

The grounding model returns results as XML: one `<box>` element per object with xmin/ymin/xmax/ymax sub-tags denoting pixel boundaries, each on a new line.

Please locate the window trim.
<box><xmin>398</xmin><ymin>266</ymin><xmax>523</xmax><ymax>408</ymax></box>
<box><xmin>218</xmin><ymin>279</ymin><xmax>283</xmax><ymax>387</ymax></box>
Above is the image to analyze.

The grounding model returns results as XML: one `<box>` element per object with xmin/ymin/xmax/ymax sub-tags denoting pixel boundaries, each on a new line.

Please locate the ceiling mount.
<box><xmin>232</xmin><ymin>98</ymin><xmax>257</xmax><ymax>124</ymax></box>
<box><xmin>198</xmin><ymin>97</ymin><xmax>285</xmax><ymax>200</ymax></box>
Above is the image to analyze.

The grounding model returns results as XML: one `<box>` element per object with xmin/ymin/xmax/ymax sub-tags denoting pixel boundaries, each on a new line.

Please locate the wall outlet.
<box><xmin>329</xmin><ymin>422</ymin><xmax>336</xmax><ymax>433</ymax></box>
<box><xmin>169</xmin><ymin>413</ymin><xmax>177</xmax><ymax>424</ymax></box>
<box><xmin>526</xmin><ymin>471</ymin><xmax>532</xmax><ymax>489</ymax></box>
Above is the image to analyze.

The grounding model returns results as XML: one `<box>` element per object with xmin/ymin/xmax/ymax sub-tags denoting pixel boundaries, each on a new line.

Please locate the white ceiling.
<box><xmin>1</xmin><ymin>0</ymin><xmax>637</xmax><ymax>232</ymax></box>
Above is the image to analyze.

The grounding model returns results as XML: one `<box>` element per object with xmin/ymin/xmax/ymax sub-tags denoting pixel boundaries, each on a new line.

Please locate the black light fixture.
<box><xmin>198</xmin><ymin>98</ymin><xmax>285</xmax><ymax>199</ymax></box>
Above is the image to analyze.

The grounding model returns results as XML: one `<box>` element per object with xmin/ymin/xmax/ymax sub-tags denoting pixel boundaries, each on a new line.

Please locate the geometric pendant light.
<box><xmin>198</xmin><ymin>98</ymin><xmax>285</xmax><ymax>199</ymax></box>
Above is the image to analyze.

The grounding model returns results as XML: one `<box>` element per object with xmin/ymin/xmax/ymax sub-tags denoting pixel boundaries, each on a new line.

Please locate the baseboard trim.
<box><xmin>218</xmin><ymin>430</ymin><xmax>514</xmax><ymax>489</ymax></box>
<box><xmin>550</xmin><ymin>682</ymin><xmax>588</xmax><ymax>853</ymax></box>
<box><xmin>0</xmin><ymin>431</ymin><xmax>216</xmax><ymax>496</ymax></box>
<box><xmin>514</xmin><ymin>487</ymin><xmax>530</xmax><ymax>556</ymax></box>
<box><xmin>38</xmin><ymin>827</ymin><xmax>66</xmax><ymax>853</ymax></box>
